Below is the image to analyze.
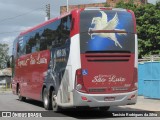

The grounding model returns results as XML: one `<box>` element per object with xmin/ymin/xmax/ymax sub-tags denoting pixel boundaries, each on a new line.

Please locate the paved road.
<box><xmin>0</xmin><ymin>91</ymin><xmax>159</xmax><ymax>120</ymax></box>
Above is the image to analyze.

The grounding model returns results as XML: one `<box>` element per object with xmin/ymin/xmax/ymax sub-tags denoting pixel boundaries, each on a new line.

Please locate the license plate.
<box><xmin>104</xmin><ymin>97</ymin><xmax>115</xmax><ymax>101</ymax></box>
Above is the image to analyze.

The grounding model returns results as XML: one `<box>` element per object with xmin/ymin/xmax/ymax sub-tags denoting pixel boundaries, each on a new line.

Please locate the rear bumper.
<box><xmin>73</xmin><ymin>90</ymin><xmax>137</xmax><ymax>107</ymax></box>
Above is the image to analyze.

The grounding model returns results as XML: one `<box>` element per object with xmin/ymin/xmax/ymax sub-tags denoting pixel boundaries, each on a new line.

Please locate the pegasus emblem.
<box><xmin>88</xmin><ymin>11</ymin><xmax>127</xmax><ymax>48</ymax></box>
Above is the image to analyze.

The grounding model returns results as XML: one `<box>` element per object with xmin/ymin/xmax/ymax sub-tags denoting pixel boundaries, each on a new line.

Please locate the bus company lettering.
<box><xmin>18</xmin><ymin>54</ymin><xmax>47</xmax><ymax>67</ymax></box>
<box><xmin>18</xmin><ymin>59</ymin><xmax>29</xmax><ymax>67</ymax></box>
<box><xmin>108</xmin><ymin>75</ymin><xmax>126</xmax><ymax>82</ymax></box>
<box><xmin>92</xmin><ymin>74</ymin><xmax>126</xmax><ymax>83</ymax></box>
<box><xmin>36</xmin><ymin>54</ymin><xmax>47</xmax><ymax>64</ymax></box>
<box><xmin>92</xmin><ymin>75</ymin><xmax>108</xmax><ymax>83</ymax></box>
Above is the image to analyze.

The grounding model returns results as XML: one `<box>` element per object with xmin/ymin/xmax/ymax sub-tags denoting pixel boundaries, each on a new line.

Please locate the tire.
<box><xmin>43</xmin><ymin>88</ymin><xmax>52</xmax><ymax>110</ymax></box>
<box><xmin>18</xmin><ymin>86</ymin><xmax>26</xmax><ymax>101</ymax></box>
<box><xmin>52</xmin><ymin>90</ymin><xmax>61</xmax><ymax>112</ymax></box>
<box><xmin>98</xmin><ymin>106</ymin><xmax>110</xmax><ymax>111</ymax></box>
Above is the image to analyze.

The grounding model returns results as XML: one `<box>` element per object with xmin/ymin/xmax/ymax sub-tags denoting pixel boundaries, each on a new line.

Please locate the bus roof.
<box><xmin>19</xmin><ymin>7</ymin><xmax>135</xmax><ymax>37</ymax></box>
<box><xmin>19</xmin><ymin>12</ymin><xmax>71</xmax><ymax>36</ymax></box>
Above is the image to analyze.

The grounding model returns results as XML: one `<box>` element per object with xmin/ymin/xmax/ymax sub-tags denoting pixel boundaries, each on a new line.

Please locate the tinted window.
<box><xmin>17</xmin><ymin>15</ymin><xmax>71</xmax><ymax>57</ymax></box>
<box><xmin>80</xmin><ymin>10</ymin><xmax>135</xmax><ymax>53</ymax></box>
<box><xmin>26</xmin><ymin>33</ymin><xmax>37</xmax><ymax>54</ymax></box>
<box><xmin>80</xmin><ymin>10</ymin><xmax>134</xmax><ymax>33</ymax></box>
<box><xmin>17</xmin><ymin>36</ymin><xmax>27</xmax><ymax>57</ymax></box>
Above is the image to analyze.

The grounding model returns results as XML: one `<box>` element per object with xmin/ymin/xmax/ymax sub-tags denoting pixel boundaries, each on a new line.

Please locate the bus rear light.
<box><xmin>131</xmin><ymin>94</ymin><xmax>136</xmax><ymax>99</ymax></box>
<box><xmin>81</xmin><ymin>96</ymin><xmax>88</xmax><ymax>101</ymax></box>
<box><xmin>128</xmin><ymin>94</ymin><xmax>136</xmax><ymax>100</ymax></box>
<box><xmin>76</xmin><ymin>84</ymin><xmax>82</xmax><ymax>90</ymax></box>
<box><xmin>76</xmin><ymin>69</ymin><xmax>82</xmax><ymax>75</ymax></box>
<box><xmin>134</xmin><ymin>68</ymin><xmax>138</xmax><ymax>82</ymax></box>
<box><xmin>75</xmin><ymin>69</ymin><xmax>87</xmax><ymax>93</ymax></box>
<box><xmin>81</xmin><ymin>96</ymin><xmax>92</xmax><ymax>102</ymax></box>
<box><xmin>132</xmin><ymin>68</ymin><xmax>138</xmax><ymax>91</ymax></box>
<box><xmin>131</xmin><ymin>82</ymin><xmax>138</xmax><ymax>91</ymax></box>
<box><xmin>135</xmin><ymin>82</ymin><xmax>138</xmax><ymax>89</ymax></box>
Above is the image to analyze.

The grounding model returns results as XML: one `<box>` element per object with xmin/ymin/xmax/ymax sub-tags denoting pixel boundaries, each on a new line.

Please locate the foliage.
<box><xmin>0</xmin><ymin>44</ymin><xmax>9</xmax><ymax>69</ymax></box>
<box><xmin>105</xmin><ymin>0</ymin><xmax>160</xmax><ymax>58</ymax></box>
<box><xmin>104</xmin><ymin>3</ymin><xmax>110</xmax><ymax>7</ymax></box>
<box><xmin>116</xmin><ymin>0</ymin><xmax>137</xmax><ymax>10</ymax></box>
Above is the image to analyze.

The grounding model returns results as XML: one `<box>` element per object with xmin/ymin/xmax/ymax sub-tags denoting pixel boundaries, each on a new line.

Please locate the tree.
<box><xmin>105</xmin><ymin>1</ymin><xmax>160</xmax><ymax>58</ymax></box>
<box><xmin>116</xmin><ymin>0</ymin><xmax>137</xmax><ymax>10</ymax></box>
<box><xmin>104</xmin><ymin>3</ymin><xmax>110</xmax><ymax>7</ymax></box>
<box><xmin>0</xmin><ymin>44</ymin><xmax>9</xmax><ymax>69</ymax></box>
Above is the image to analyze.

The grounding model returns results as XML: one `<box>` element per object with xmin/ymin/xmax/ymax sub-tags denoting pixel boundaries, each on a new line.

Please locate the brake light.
<box><xmin>75</xmin><ymin>69</ymin><xmax>87</xmax><ymax>93</ymax></box>
<box><xmin>132</xmin><ymin>68</ymin><xmax>138</xmax><ymax>90</ymax></box>
<box><xmin>128</xmin><ymin>94</ymin><xmax>136</xmax><ymax>100</ymax></box>
<box><xmin>81</xmin><ymin>96</ymin><xmax>88</xmax><ymax>101</ymax></box>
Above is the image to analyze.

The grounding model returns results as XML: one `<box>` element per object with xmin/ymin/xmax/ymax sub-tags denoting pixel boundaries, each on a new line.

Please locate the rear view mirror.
<box><xmin>6</xmin><ymin>55</ymin><xmax>13</xmax><ymax>68</ymax></box>
<box><xmin>7</xmin><ymin>61</ymin><xmax>10</xmax><ymax>68</ymax></box>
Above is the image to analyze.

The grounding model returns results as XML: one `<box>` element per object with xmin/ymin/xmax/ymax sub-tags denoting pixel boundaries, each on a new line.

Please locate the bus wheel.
<box><xmin>52</xmin><ymin>91</ymin><xmax>61</xmax><ymax>112</ymax></box>
<box><xmin>43</xmin><ymin>88</ymin><xmax>52</xmax><ymax>110</ymax></box>
<box><xmin>18</xmin><ymin>86</ymin><xmax>26</xmax><ymax>101</ymax></box>
<box><xmin>98</xmin><ymin>106</ymin><xmax>110</xmax><ymax>111</ymax></box>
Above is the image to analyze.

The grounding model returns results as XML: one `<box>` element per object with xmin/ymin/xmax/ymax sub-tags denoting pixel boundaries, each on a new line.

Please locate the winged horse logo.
<box><xmin>88</xmin><ymin>11</ymin><xmax>127</xmax><ymax>48</ymax></box>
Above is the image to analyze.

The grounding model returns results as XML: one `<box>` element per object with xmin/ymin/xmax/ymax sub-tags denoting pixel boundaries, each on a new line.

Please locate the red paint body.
<box><xmin>12</xmin><ymin>8</ymin><xmax>137</xmax><ymax>105</ymax></box>
<box><xmin>13</xmin><ymin>50</ymin><xmax>50</xmax><ymax>100</ymax></box>
<box><xmin>12</xmin><ymin>11</ymin><xmax>73</xmax><ymax>100</ymax></box>
<box><xmin>81</xmin><ymin>53</ymin><xmax>136</xmax><ymax>94</ymax></box>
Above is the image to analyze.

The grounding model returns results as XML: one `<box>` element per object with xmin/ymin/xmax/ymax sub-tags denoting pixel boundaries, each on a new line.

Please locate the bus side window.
<box><xmin>17</xmin><ymin>37</ymin><xmax>26</xmax><ymax>57</ymax></box>
<box><xmin>40</xmin><ymin>37</ymin><xmax>47</xmax><ymax>51</ymax></box>
<box><xmin>26</xmin><ymin>43</ymin><xmax>31</xmax><ymax>54</ymax></box>
<box><xmin>23</xmin><ymin>32</ymin><xmax>41</xmax><ymax>54</ymax></box>
<box><xmin>43</xmin><ymin>20</ymin><xmax>61</xmax><ymax>49</ymax></box>
<box><xmin>17</xmin><ymin>42</ymin><xmax>20</xmax><ymax>57</ymax></box>
<box><xmin>60</xmin><ymin>15</ymin><xmax>71</xmax><ymax>45</ymax></box>
<box><xmin>36</xmin><ymin>27</ymin><xmax>47</xmax><ymax>51</ymax></box>
<box><xmin>25</xmin><ymin>35</ymin><xmax>31</xmax><ymax>54</ymax></box>
<box><xmin>34</xmin><ymin>32</ymin><xmax>40</xmax><ymax>52</ymax></box>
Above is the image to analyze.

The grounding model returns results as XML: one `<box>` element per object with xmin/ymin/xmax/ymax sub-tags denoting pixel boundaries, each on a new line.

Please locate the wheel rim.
<box><xmin>18</xmin><ymin>88</ymin><xmax>21</xmax><ymax>98</ymax></box>
<box><xmin>52</xmin><ymin>93</ymin><xmax>57</xmax><ymax>108</ymax></box>
<box><xmin>44</xmin><ymin>92</ymin><xmax>48</xmax><ymax>106</ymax></box>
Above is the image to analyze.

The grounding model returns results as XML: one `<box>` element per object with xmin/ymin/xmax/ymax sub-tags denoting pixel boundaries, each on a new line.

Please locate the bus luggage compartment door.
<box><xmin>80</xmin><ymin>53</ymin><xmax>135</xmax><ymax>94</ymax></box>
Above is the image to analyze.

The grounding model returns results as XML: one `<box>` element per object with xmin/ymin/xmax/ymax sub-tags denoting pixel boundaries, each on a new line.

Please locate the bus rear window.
<box><xmin>80</xmin><ymin>10</ymin><xmax>135</xmax><ymax>53</ymax></box>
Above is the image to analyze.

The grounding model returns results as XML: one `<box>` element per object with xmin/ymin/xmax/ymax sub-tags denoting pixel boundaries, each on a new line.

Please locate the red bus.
<box><xmin>11</xmin><ymin>7</ymin><xmax>138</xmax><ymax>111</ymax></box>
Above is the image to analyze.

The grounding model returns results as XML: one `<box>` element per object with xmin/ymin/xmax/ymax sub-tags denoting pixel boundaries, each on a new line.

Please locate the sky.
<box><xmin>0</xmin><ymin>0</ymin><xmax>158</xmax><ymax>55</ymax></box>
<box><xmin>148</xmin><ymin>0</ymin><xmax>159</xmax><ymax>4</ymax></box>
<box><xmin>0</xmin><ymin>0</ymin><xmax>106</xmax><ymax>55</ymax></box>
